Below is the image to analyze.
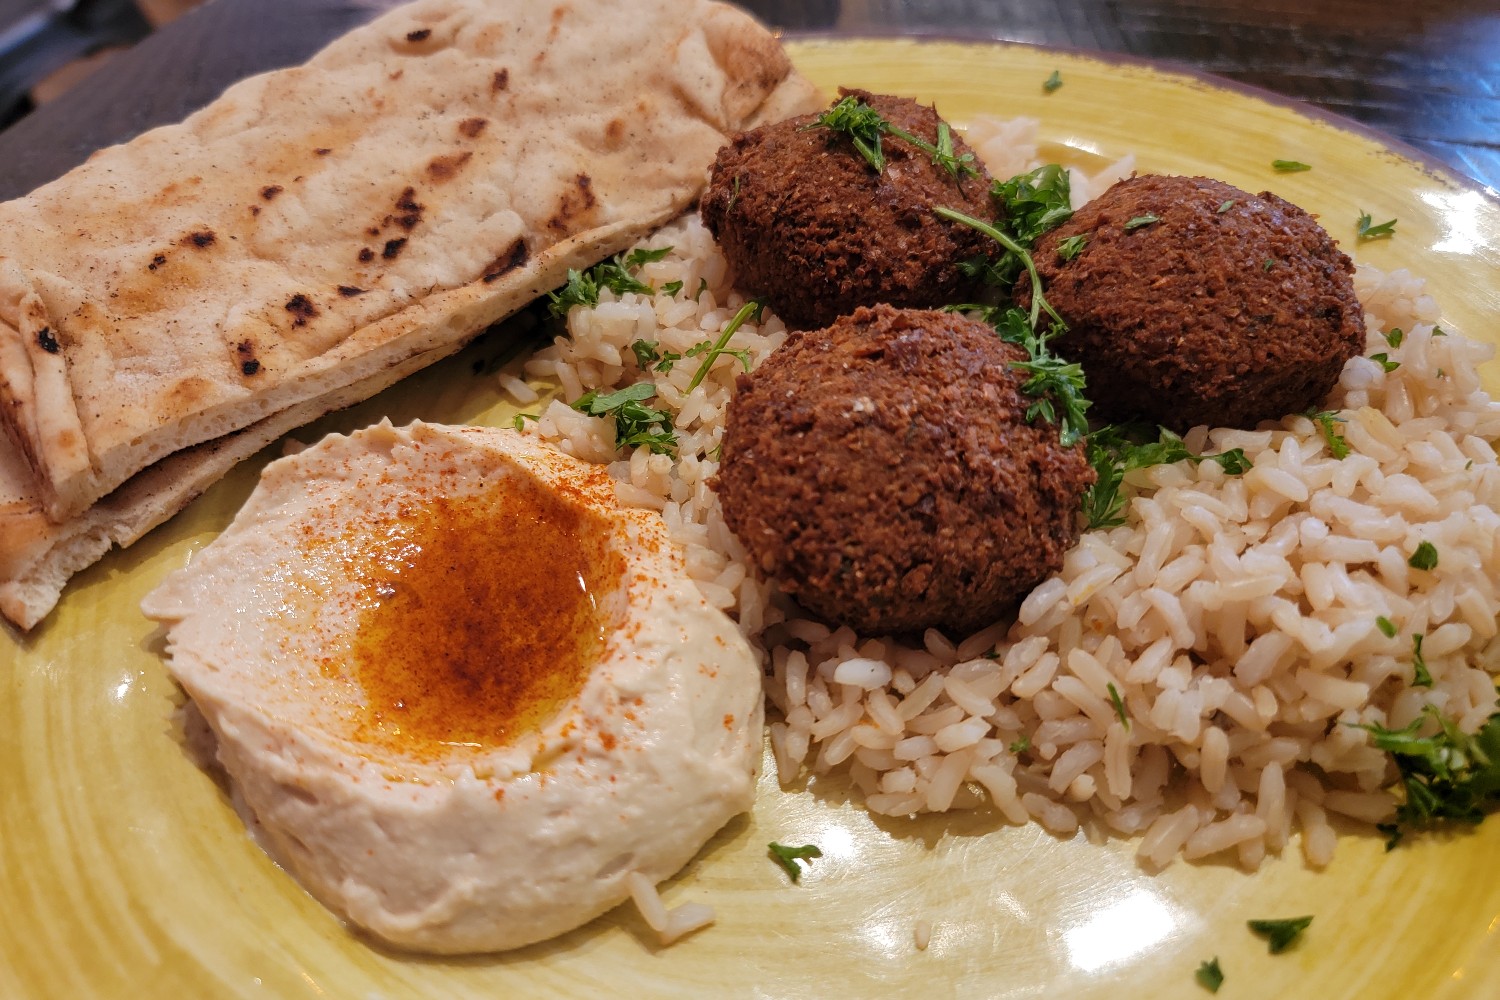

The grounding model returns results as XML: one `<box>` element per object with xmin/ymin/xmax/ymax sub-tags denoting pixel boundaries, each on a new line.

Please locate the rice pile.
<box><xmin>515</xmin><ymin>118</ymin><xmax>1500</xmax><ymax>869</ymax></box>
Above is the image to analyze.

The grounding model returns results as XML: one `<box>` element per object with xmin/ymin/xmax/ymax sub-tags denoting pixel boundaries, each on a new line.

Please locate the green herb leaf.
<box><xmin>1262</xmin><ymin>258</ymin><xmax>1276</xmax><ymax>272</ymax></box>
<box><xmin>990</xmin><ymin>164</ymin><xmax>1076</xmax><ymax>248</ymax></box>
<box><xmin>1216</xmin><ymin>199</ymin><xmax>1236</xmax><ymax>214</ymax></box>
<box><xmin>1247</xmin><ymin>915</ymin><xmax>1313</xmax><ymax>954</ymax></box>
<box><xmin>686</xmin><ymin>299</ymin><xmax>763</xmax><ymax>391</ymax></box>
<box><xmin>1370</xmin><ymin>352</ymin><xmax>1400</xmax><ymax>372</ymax></box>
<box><xmin>695</xmin><ymin>277</ymin><xmax>709</xmax><ymax>301</ymax></box>
<box><xmin>914</xmin><ymin>119</ymin><xmax>980</xmax><ymax>182</ymax></box>
<box><xmin>1196</xmin><ymin>957</ymin><xmax>1224</xmax><ymax>993</ymax></box>
<box><xmin>1043</xmin><ymin>69</ymin><xmax>1063</xmax><ymax>93</ymax></box>
<box><xmin>1409</xmin><ymin>540</ymin><xmax>1439</xmax><ymax>571</ymax></box>
<box><xmin>1107</xmin><ymin>682</ymin><xmax>1131</xmax><ymax>730</ymax></box>
<box><xmin>987</xmin><ymin>308</ymin><xmax>1090</xmax><ymax>447</ymax></box>
<box><xmin>767</xmin><ymin>842</ymin><xmax>822</xmax><ymax>883</ymax></box>
<box><xmin>1376</xmin><ymin>616</ymin><xmax>1398</xmax><ymax>638</ymax></box>
<box><xmin>1385</xmin><ymin>327</ymin><xmax>1405</xmax><ymax>347</ymax></box>
<box><xmin>1411</xmin><ymin>633</ymin><xmax>1434</xmax><ymax>687</ymax></box>
<box><xmin>1272</xmin><ymin>159</ymin><xmax>1312</xmax><ymax>172</ymax></box>
<box><xmin>511</xmin><ymin>412</ymin><xmax>538</xmax><ymax>432</ymax></box>
<box><xmin>1357</xmin><ymin>211</ymin><xmax>1398</xmax><ymax>239</ymax></box>
<box><xmin>546</xmin><ymin>267</ymin><xmax>600</xmax><ymax>316</ymax></box>
<box><xmin>1056</xmin><ymin>234</ymin><xmax>1088</xmax><ymax>261</ymax></box>
<box><xmin>1124</xmin><ymin>213</ymin><xmax>1160</xmax><ymax>231</ymax></box>
<box><xmin>801</xmin><ymin>95</ymin><xmax>978</xmax><ymax>181</ymax></box>
<box><xmin>801</xmin><ymin>95</ymin><xmax>888</xmax><ymax>172</ymax></box>
<box><xmin>547</xmin><ymin>246</ymin><xmax>674</xmax><ymax>317</ymax></box>
<box><xmin>1307</xmin><ymin>409</ymin><xmax>1350</xmax><ymax>459</ymax></box>
<box><xmin>1354</xmin><ymin>696</ymin><xmax>1500</xmax><ymax>838</ymax></box>
<box><xmin>571</xmin><ymin>382</ymin><xmax>677</xmax><ymax>456</ymax></box>
<box><xmin>630</xmin><ymin>339</ymin><xmax>682</xmax><ymax>374</ymax></box>
<box><xmin>1082</xmin><ymin>425</ymin><xmax>1250</xmax><ymax>529</ymax></box>
<box><xmin>935</xmin><ymin>204</ymin><xmax>1066</xmax><ymax>333</ymax></box>
<box><xmin>661</xmin><ymin>279</ymin><xmax>684</xmax><ymax>296</ymax></box>
<box><xmin>623</xmin><ymin>245</ymin><xmax>673</xmax><ymax>269</ymax></box>
<box><xmin>1009</xmin><ymin>735</ymin><xmax>1032</xmax><ymax>753</ymax></box>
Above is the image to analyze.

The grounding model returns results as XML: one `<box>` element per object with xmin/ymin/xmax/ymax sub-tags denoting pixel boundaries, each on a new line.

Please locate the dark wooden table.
<box><xmin>0</xmin><ymin>0</ymin><xmax>1497</xmax><ymax>200</ymax></box>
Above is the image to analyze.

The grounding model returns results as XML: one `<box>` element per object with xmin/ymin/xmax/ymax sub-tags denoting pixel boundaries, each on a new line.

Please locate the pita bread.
<box><xmin>0</xmin><ymin>0</ymin><xmax>821</xmax><ymax>628</ymax></box>
<box><xmin>0</xmin><ymin>0</ymin><xmax>810</xmax><ymax>522</ymax></box>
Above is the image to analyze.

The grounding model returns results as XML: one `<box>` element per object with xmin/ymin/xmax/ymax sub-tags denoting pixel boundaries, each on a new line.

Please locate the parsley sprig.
<box><xmin>1009</xmin><ymin>322</ymin><xmax>1089</xmax><ymax>445</ymax></box>
<box><xmin>1355</xmin><ymin>697</ymin><xmax>1500</xmax><ymax>848</ymax></box>
<box><xmin>768</xmin><ymin>842</ymin><xmax>822</xmax><ymax>883</ymax></box>
<box><xmin>547</xmin><ymin>245</ymin><xmax>674</xmax><ymax>316</ymax></box>
<box><xmin>1306</xmin><ymin>408</ymin><xmax>1350</xmax><ymax>458</ymax></box>
<box><xmin>1248</xmin><ymin>916</ymin><xmax>1312</xmax><ymax>953</ymax></box>
<box><xmin>686</xmin><ymin>299</ymin><xmax>763</xmax><ymax>391</ymax></box>
<box><xmin>1082</xmin><ymin>425</ymin><xmax>1250</xmax><ymax>529</ymax></box>
<box><xmin>802</xmin><ymin>95</ymin><xmax>979</xmax><ymax>181</ymax></box>
<box><xmin>1357</xmin><ymin>211</ymin><xmax>1398</xmax><ymax>239</ymax></box>
<box><xmin>570</xmin><ymin>382</ymin><xmax>677</xmax><ymax>456</ymax></box>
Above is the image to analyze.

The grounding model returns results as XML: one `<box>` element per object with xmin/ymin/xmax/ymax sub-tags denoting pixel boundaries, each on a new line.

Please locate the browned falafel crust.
<box><xmin>1024</xmin><ymin>174</ymin><xmax>1365</xmax><ymax>430</ymax></box>
<box><xmin>715</xmin><ymin>305</ymin><xmax>1095</xmax><ymax>635</ymax></box>
<box><xmin>700</xmin><ymin>90</ymin><xmax>999</xmax><ymax>331</ymax></box>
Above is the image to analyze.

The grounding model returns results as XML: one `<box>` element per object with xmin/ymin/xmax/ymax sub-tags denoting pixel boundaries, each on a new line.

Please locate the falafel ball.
<box><xmin>715</xmin><ymin>304</ymin><xmax>1095</xmax><ymax>635</ymax></box>
<box><xmin>700</xmin><ymin>90</ymin><xmax>999</xmax><ymax>331</ymax></box>
<box><xmin>1022</xmin><ymin>174</ymin><xmax>1364</xmax><ymax>430</ymax></box>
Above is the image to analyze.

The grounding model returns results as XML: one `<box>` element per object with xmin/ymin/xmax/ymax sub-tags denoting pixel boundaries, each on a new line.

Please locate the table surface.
<box><xmin>0</xmin><ymin>0</ymin><xmax>1496</xmax><ymax>199</ymax></box>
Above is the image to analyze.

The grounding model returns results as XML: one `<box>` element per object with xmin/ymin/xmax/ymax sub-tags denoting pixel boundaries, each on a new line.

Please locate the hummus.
<box><xmin>141</xmin><ymin>420</ymin><xmax>763</xmax><ymax>954</ymax></box>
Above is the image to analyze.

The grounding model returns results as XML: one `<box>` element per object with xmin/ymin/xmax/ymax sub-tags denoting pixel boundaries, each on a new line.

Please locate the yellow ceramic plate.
<box><xmin>3</xmin><ymin>37</ymin><xmax>1498</xmax><ymax>1000</ymax></box>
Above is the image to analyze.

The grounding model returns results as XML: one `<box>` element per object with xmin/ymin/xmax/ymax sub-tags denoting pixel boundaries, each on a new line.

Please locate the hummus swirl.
<box><xmin>142</xmin><ymin>421</ymin><xmax>763</xmax><ymax>953</ymax></box>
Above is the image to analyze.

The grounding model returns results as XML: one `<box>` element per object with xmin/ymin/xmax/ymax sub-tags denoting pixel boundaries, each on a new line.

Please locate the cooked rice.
<box><xmin>626</xmin><ymin>872</ymin><xmax>716</xmax><ymax>945</ymax></box>
<box><xmin>517</xmin><ymin>119</ymin><xmax>1500</xmax><ymax>870</ymax></box>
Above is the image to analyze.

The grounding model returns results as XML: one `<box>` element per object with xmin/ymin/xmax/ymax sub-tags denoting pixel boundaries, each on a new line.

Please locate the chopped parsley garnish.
<box><xmin>1411</xmin><ymin>633</ymin><xmax>1433</xmax><ymax>687</ymax></box>
<box><xmin>630</xmin><ymin>339</ymin><xmax>681</xmax><ymax>374</ymax></box>
<box><xmin>802</xmin><ymin>95</ymin><xmax>978</xmax><ymax>181</ymax></box>
<box><xmin>511</xmin><ymin>412</ymin><xmax>538</xmax><ymax>432</ymax></box>
<box><xmin>803</xmin><ymin>96</ymin><xmax>888</xmax><ymax>171</ymax></box>
<box><xmin>1056</xmin><ymin>234</ymin><xmax>1088</xmax><ymax>261</ymax></box>
<box><xmin>1272</xmin><ymin>159</ymin><xmax>1312</xmax><ymax>172</ymax></box>
<box><xmin>1107</xmin><ymin>682</ymin><xmax>1130</xmax><ymax>730</ymax></box>
<box><xmin>1009</xmin><ymin>735</ymin><xmax>1032</xmax><ymax>754</ymax></box>
<box><xmin>1357</xmin><ymin>211</ymin><xmax>1398</xmax><ymax>239</ymax></box>
<box><xmin>993</xmin><ymin>308</ymin><xmax>1089</xmax><ymax>447</ymax></box>
<box><xmin>1082</xmin><ymin>425</ymin><xmax>1249</xmax><ymax>529</ymax></box>
<box><xmin>1408</xmin><ymin>540</ymin><xmax>1439</xmax><ymax>570</ymax></box>
<box><xmin>1307</xmin><ymin>409</ymin><xmax>1350</xmax><ymax>458</ymax></box>
<box><xmin>546</xmin><ymin>246</ymin><xmax>673</xmax><ymax>316</ymax></box>
<box><xmin>726</xmin><ymin>174</ymin><xmax>741</xmax><ymax>213</ymax></box>
<box><xmin>661</xmin><ymin>279</ymin><xmax>684</xmax><ymax>296</ymax></box>
<box><xmin>1262</xmin><ymin>258</ymin><xmax>1276</xmax><ymax>272</ymax></box>
<box><xmin>1196</xmin><ymin>957</ymin><xmax>1224</xmax><ymax>993</ymax></box>
<box><xmin>1124</xmin><ymin>213</ymin><xmax>1160</xmax><ymax>231</ymax></box>
<box><xmin>695</xmin><ymin>277</ymin><xmax>709</xmax><ymax>301</ymax></box>
<box><xmin>993</xmin><ymin>165</ymin><xmax>1076</xmax><ymax>246</ymax></box>
<box><xmin>1247</xmin><ymin>915</ymin><xmax>1313</xmax><ymax>953</ymax></box>
<box><xmin>686</xmin><ymin>299</ymin><xmax>763</xmax><ymax>391</ymax></box>
<box><xmin>1370</xmin><ymin>352</ymin><xmax>1400</xmax><ymax>372</ymax></box>
<box><xmin>570</xmin><ymin>382</ymin><xmax>677</xmax><ymax>456</ymax></box>
<box><xmin>768</xmin><ymin>842</ymin><xmax>823</xmax><ymax>882</ymax></box>
<box><xmin>936</xmin><ymin>204</ymin><xmax>1065</xmax><ymax>333</ymax></box>
<box><xmin>1355</xmin><ymin>697</ymin><xmax>1500</xmax><ymax>848</ymax></box>
<box><xmin>1043</xmin><ymin>69</ymin><xmax>1063</xmax><ymax>93</ymax></box>
<box><xmin>547</xmin><ymin>267</ymin><xmax>600</xmax><ymax>316</ymax></box>
<box><xmin>1216</xmin><ymin>199</ymin><xmax>1236</xmax><ymax>214</ymax></box>
<box><xmin>622</xmin><ymin>245</ymin><xmax>673</xmax><ymax>269</ymax></box>
<box><xmin>1376</xmin><ymin>615</ymin><xmax>1398</xmax><ymax>638</ymax></box>
<box><xmin>1384</xmin><ymin>327</ymin><xmax>1405</xmax><ymax>347</ymax></box>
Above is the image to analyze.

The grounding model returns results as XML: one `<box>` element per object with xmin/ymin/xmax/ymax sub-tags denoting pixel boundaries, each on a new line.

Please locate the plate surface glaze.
<box><xmin>2</xmin><ymin>38</ymin><xmax>1497</xmax><ymax>1000</ymax></box>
